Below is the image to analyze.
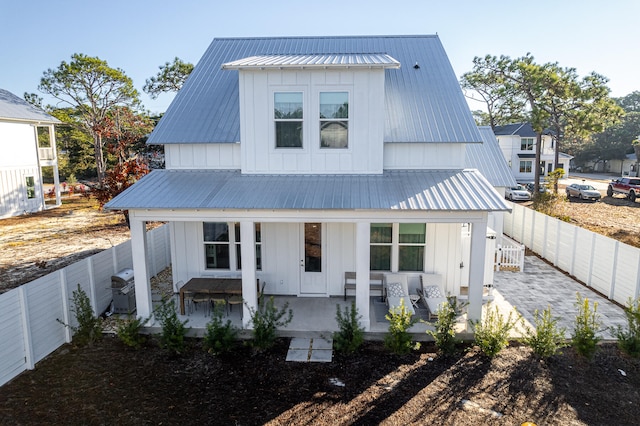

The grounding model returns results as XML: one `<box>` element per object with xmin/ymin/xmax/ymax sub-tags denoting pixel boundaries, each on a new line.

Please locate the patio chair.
<box><xmin>210</xmin><ymin>293</ymin><xmax>228</xmax><ymax>316</ymax></box>
<box><xmin>419</xmin><ymin>274</ymin><xmax>448</xmax><ymax>321</ymax></box>
<box><xmin>192</xmin><ymin>293</ymin><xmax>212</xmax><ymax>316</ymax></box>
<box><xmin>383</xmin><ymin>273</ymin><xmax>415</xmax><ymax>316</ymax></box>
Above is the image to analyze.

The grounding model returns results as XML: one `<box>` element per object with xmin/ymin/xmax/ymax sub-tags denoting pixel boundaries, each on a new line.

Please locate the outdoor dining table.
<box><xmin>179</xmin><ymin>277</ymin><xmax>242</xmax><ymax>315</ymax></box>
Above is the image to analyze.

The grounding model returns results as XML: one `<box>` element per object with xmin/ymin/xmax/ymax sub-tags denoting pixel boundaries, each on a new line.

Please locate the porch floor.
<box><xmin>147</xmin><ymin>255</ymin><xmax>627</xmax><ymax>341</ymax></box>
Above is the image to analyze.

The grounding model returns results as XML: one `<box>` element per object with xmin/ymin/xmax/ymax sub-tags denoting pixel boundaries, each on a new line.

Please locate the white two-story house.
<box><xmin>493</xmin><ymin>122</ymin><xmax>572</xmax><ymax>181</ymax></box>
<box><xmin>0</xmin><ymin>89</ymin><xmax>61</xmax><ymax>219</ymax></box>
<box><xmin>107</xmin><ymin>35</ymin><xmax>510</xmax><ymax>330</ymax></box>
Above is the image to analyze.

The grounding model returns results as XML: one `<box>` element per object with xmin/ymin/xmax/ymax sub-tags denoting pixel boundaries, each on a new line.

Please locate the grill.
<box><xmin>111</xmin><ymin>268</ymin><xmax>136</xmax><ymax>314</ymax></box>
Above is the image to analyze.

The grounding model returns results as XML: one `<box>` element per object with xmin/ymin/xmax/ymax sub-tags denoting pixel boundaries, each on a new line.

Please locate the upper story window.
<box><xmin>274</xmin><ymin>92</ymin><xmax>303</xmax><ymax>148</ymax></box>
<box><xmin>319</xmin><ymin>92</ymin><xmax>349</xmax><ymax>149</ymax></box>
<box><xmin>520</xmin><ymin>137</ymin><xmax>534</xmax><ymax>151</ymax></box>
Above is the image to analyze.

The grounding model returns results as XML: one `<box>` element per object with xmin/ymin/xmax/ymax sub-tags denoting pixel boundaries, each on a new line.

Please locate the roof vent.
<box><xmin>414</xmin><ymin>62</ymin><xmax>420</xmax><ymax>69</ymax></box>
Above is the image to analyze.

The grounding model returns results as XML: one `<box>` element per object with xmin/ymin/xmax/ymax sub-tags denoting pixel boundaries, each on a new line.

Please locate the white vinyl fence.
<box><xmin>0</xmin><ymin>224</ymin><xmax>170</xmax><ymax>387</ymax></box>
<box><xmin>504</xmin><ymin>202</ymin><xmax>640</xmax><ymax>304</ymax></box>
<box><xmin>496</xmin><ymin>235</ymin><xmax>525</xmax><ymax>271</ymax></box>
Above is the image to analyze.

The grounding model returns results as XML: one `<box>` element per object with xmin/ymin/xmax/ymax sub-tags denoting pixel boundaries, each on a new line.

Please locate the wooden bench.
<box><xmin>343</xmin><ymin>272</ymin><xmax>385</xmax><ymax>301</ymax></box>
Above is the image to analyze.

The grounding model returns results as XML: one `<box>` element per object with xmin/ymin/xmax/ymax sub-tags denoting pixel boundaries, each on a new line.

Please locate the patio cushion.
<box><xmin>423</xmin><ymin>285</ymin><xmax>443</xmax><ymax>299</ymax></box>
<box><xmin>387</xmin><ymin>282</ymin><xmax>406</xmax><ymax>298</ymax></box>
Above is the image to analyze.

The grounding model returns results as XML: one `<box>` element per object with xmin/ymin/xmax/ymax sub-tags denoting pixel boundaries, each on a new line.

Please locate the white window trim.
<box><xmin>318</xmin><ymin>90</ymin><xmax>350</xmax><ymax>150</ymax></box>
<box><xmin>272</xmin><ymin>89</ymin><xmax>307</xmax><ymax>151</ymax></box>
<box><xmin>371</xmin><ymin>223</ymin><xmax>427</xmax><ymax>272</ymax></box>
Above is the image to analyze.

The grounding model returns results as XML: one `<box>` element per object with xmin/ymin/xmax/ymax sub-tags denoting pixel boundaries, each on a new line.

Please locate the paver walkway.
<box><xmin>494</xmin><ymin>256</ymin><xmax>628</xmax><ymax>340</ymax></box>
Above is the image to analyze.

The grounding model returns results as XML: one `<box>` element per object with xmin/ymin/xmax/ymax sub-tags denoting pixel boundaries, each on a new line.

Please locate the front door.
<box><xmin>299</xmin><ymin>223</ymin><xmax>326</xmax><ymax>295</ymax></box>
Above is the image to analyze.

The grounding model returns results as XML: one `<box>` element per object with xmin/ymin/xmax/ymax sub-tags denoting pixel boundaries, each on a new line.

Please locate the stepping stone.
<box><xmin>286</xmin><ymin>337</ymin><xmax>333</xmax><ymax>362</ymax></box>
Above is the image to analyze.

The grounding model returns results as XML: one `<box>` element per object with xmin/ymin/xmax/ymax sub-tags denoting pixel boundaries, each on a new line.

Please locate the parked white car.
<box><xmin>505</xmin><ymin>184</ymin><xmax>532</xmax><ymax>202</ymax></box>
<box><xmin>566</xmin><ymin>183</ymin><xmax>601</xmax><ymax>201</ymax></box>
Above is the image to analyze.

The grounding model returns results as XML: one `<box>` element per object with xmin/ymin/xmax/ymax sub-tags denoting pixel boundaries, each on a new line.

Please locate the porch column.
<box><xmin>130</xmin><ymin>217</ymin><xmax>153</xmax><ymax>319</ymax></box>
<box><xmin>239</xmin><ymin>221</ymin><xmax>256</xmax><ymax>329</ymax></box>
<box><xmin>467</xmin><ymin>217</ymin><xmax>488</xmax><ymax>326</ymax></box>
<box><xmin>355</xmin><ymin>221</ymin><xmax>371</xmax><ymax>330</ymax></box>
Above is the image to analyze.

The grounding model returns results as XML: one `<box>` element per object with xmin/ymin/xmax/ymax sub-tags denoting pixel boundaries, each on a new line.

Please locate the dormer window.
<box><xmin>274</xmin><ymin>92</ymin><xmax>303</xmax><ymax>148</ymax></box>
<box><xmin>320</xmin><ymin>92</ymin><xmax>349</xmax><ymax>149</ymax></box>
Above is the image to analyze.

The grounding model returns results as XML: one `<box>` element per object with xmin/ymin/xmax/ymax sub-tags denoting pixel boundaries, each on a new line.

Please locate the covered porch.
<box><xmin>106</xmin><ymin>169</ymin><xmax>510</xmax><ymax>332</ymax></box>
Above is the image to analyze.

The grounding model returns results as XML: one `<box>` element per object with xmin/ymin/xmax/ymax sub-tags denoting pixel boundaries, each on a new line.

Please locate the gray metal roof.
<box><xmin>0</xmin><ymin>89</ymin><xmax>60</xmax><ymax>124</ymax></box>
<box><xmin>493</xmin><ymin>122</ymin><xmax>553</xmax><ymax>137</ymax></box>
<box><xmin>466</xmin><ymin>126</ymin><xmax>516</xmax><ymax>188</ymax></box>
<box><xmin>148</xmin><ymin>35</ymin><xmax>481</xmax><ymax>145</ymax></box>
<box><xmin>105</xmin><ymin>169</ymin><xmax>509</xmax><ymax>212</ymax></box>
<box><xmin>222</xmin><ymin>53</ymin><xmax>401</xmax><ymax>69</ymax></box>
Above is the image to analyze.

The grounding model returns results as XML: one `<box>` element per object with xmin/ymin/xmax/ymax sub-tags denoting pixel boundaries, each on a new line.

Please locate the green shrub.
<box><xmin>154</xmin><ymin>299</ymin><xmax>189</xmax><ymax>355</ymax></box>
<box><xmin>384</xmin><ymin>299</ymin><xmax>419</xmax><ymax>355</ymax></box>
<box><xmin>58</xmin><ymin>284</ymin><xmax>103</xmax><ymax>346</ymax></box>
<box><xmin>472</xmin><ymin>306</ymin><xmax>520</xmax><ymax>357</ymax></box>
<box><xmin>612</xmin><ymin>298</ymin><xmax>640</xmax><ymax>358</ymax></box>
<box><xmin>522</xmin><ymin>306</ymin><xmax>566</xmax><ymax>359</ymax></box>
<box><xmin>571</xmin><ymin>293</ymin><xmax>601</xmax><ymax>359</ymax></box>
<box><xmin>333</xmin><ymin>301</ymin><xmax>365</xmax><ymax>354</ymax></box>
<box><xmin>203</xmin><ymin>302</ymin><xmax>239</xmax><ymax>355</ymax></box>
<box><xmin>427</xmin><ymin>299</ymin><xmax>461</xmax><ymax>356</ymax></box>
<box><xmin>116</xmin><ymin>315</ymin><xmax>149</xmax><ymax>349</ymax></box>
<box><xmin>248</xmin><ymin>296</ymin><xmax>293</xmax><ymax>351</ymax></box>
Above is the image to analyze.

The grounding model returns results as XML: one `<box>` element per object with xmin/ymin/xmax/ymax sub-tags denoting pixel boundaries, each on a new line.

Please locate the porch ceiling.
<box><xmin>105</xmin><ymin>169</ymin><xmax>510</xmax><ymax>212</ymax></box>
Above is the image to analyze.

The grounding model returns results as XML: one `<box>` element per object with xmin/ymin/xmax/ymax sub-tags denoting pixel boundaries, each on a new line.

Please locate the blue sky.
<box><xmin>2</xmin><ymin>0</ymin><xmax>638</xmax><ymax>115</ymax></box>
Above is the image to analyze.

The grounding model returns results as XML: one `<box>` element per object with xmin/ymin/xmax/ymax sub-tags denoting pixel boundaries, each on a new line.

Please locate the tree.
<box><xmin>462</xmin><ymin>54</ymin><xmax>622</xmax><ymax>192</ymax></box>
<box><xmin>616</xmin><ymin>91</ymin><xmax>640</xmax><ymax>113</ymax></box>
<box><xmin>38</xmin><ymin>54</ymin><xmax>140</xmax><ymax>183</ymax></box>
<box><xmin>102</xmin><ymin>106</ymin><xmax>155</xmax><ymax>165</ymax></box>
<box><xmin>23</xmin><ymin>92</ymin><xmax>44</xmax><ymax>109</ymax></box>
<box><xmin>143</xmin><ymin>57</ymin><xmax>194</xmax><ymax>99</ymax></box>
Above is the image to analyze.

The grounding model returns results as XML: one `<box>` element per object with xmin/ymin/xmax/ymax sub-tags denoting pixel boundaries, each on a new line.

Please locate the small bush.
<box><xmin>154</xmin><ymin>299</ymin><xmax>189</xmax><ymax>355</ymax></box>
<box><xmin>427</xmin><ymin>299</ymin><xmax>462</xmax><ymax>356</ymax></box>
<box><xmin>116</xmin><ymin>315</ymin><xmax>149</xmax><ymax>349</ymax></box>
<box><xmin>203</xmin><ymin>302</ymin><xmax>239</xmax><ymax>355</ymax></box>
<box><xmin>333</xmin><ymin>301</ymin><xmax>365</xmax><ymax>354</ymax></box>
<box><xmin>384</xmin><ymin>300</ymin><xmax>419</xmax><ymax>355</ymax></box>
<box><xmin>522</xmin><ymin>306</ymin><xmax>566</xmax><ymax>359</ymax></box>
<box><xmin>571</xmin><ymin>293</ymin><xmax>601</xmax><ymax>359</ymax></box>
<box><xmin>59</xmin><ymin>284</ymin><xmax>103</xmax><ymax>346</ymax></box>
<box><xmin>248</xmin><ymin>296</ymin><xmax>293</xmax><ymax>351</ymax></box>
<box><xmin>612</xmin><ymin>298</ymin><xmax>640</xmax><ymax>358</ymax></box>
<box><xmin>472</xmin><ymin>306</ymin><xmax>520</xmax><ymax>357</ymax></box>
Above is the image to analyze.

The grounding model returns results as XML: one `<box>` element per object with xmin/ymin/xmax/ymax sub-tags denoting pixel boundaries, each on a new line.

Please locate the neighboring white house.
<box><xmin>106</xmin><ymin>35</ymin><xmax>510</xmax><ymax>329</ymax></box>
<box><xmin>493</xmin><ymin>122</ymin><xmax>572</xmax><ymax>181</ymax></box>
<box><xmin>586</xmin><ymin>153</ymin><xmax>638</xmax><ymax>177</ymax></box>
<box><xmin>0</xmin><ymin>89</ymin><xmax>61</xmax><ymax>219</ymax></box>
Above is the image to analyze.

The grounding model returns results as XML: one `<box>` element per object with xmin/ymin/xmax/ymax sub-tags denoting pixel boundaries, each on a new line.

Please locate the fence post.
<box><xmin>496</xmin><ymin>245</ymin><xmax>502</xmax><ymax>271</ymax></box>
<box><xmin>542</xmin><ymin>214</ymin><xmax>549</xmax><ymax>259</ymax></box>
<box><xmin>59</xmin><ymin>269</ymin><xmax>72</xmax><ymax>343</ymax></box>
<box><xmin>587</xmin><ymin>233</ymin><xmax>596</xmax><ymax>287</ymax></box>
<box><xmin>570</xmin><ymin>226</ymin><xmax>578</xmax><ymax>277</ymax></box>
<box><xmin>553</xmin><ymin>219</ymin><xmax>561</xmax><ymax>267</ymax></box>
<box><xmin>609</xmin><ymin>241</ymin><xmax>619</xmax><ymax>300</ymax></box>
<box><xmin>86</xmin><ymin>257</ymin><xmax>98</xmax><ymax>315</ymax></box>
<box><xmin>635</xmin><ymin>255</ymin><xmax>640</xmax><ymax>300</ymax></box>
<box><xmin>18</xmin><ymin>286</ymin><xmax>35</xmax><ymax>370</ymax></box>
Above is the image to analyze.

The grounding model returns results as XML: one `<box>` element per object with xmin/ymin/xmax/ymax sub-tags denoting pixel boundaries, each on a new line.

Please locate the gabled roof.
<box><xmin>105</xmin><ymin>169</ymin><xmax>509</xmax><ymax>212</ymax></box>
<box><xmin>466</xmin><ymin>126</ymin><xmax>516</xmax><ymax>187</ymax></box>
<box><xmin>493</xmin><ymin>122</ymin><xmax>553</xmax><ymax>137</ymax></box>
<box><xmin>148</xmin><ymin>35</ymin><xmax>482</xmax><ymax>145</ymax></box>
<box><xmin>0</xmin><ymin>89</ymin><xmax>60</xmax><ymax>124</ymax></box>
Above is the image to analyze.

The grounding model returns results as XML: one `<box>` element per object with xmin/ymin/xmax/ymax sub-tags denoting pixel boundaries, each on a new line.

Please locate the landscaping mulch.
<box><xmin>1</xmin><ymin>336</ymin><xmax>639</xmax><ymax>425</ymax></box>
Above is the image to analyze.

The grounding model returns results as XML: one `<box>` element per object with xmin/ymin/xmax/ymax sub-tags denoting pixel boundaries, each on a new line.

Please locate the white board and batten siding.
<box><xmin>170</xmin><ymin>220</ymin><xmax>464</xmax><ymax>298</ymax></box>
<box><xmin>0</xmin><ymin>225</ymin><xmax>171</xmax><ymax>387</ymax></box>
<box><xmin>164</xmin><ymin>143</ymin><xmax>240</xmax><ymax>169</ymax></box>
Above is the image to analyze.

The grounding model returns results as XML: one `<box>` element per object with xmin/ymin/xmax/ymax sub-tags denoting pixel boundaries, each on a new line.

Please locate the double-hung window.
<box><xmin>520</xmin><ymin>137</ymin><xmax>534</xmax><ymax>151</ymax></box>
<box><xmin>274</xmin><ymin>92</ymin><xmax>303</xmax><ymax>148</ymax></box>
<box><xmin>519</xmin><ymin>160</ymin><xmax>532</xmax><ymax>173</ymax></box>
<box><xmin>319</xmin><ymin>92</ymin><xmax>348</xmax><ymax>148</ymax></box>
<box><xmin>204</xmin><ymin>222</ymin><xmax>262</xmax><ymax>271</ymax></box>
<box><xmin>370</xmin><ymin>223</ymin><xmax>426</xmax><ymax>272</ymax></box>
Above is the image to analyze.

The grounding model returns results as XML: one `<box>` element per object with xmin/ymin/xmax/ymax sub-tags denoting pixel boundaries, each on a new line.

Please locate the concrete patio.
<box><xmin>152</xmin><ymin>255</ymin><xmax>628</xmax><ymax>341</ymax></box>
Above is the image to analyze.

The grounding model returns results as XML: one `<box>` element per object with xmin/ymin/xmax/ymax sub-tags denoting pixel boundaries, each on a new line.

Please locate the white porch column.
<box><xmin>130</xmin><ymin>217</ymin><xmax>153</xmax><ymax>319</ymax></box>
<box><xmin>355</xmin><ymin>221</ymin><xmax>371</xmax><ymax>330</ymax></box>
<box><xmin>240</xmin><ymin>221</ymin><xmax>257</xmax><ymax>329</ymax></box>
<box><xmin>467</xmin><ymin>217</ymin><xmax>488</xmax><ymax>325</ymax></box>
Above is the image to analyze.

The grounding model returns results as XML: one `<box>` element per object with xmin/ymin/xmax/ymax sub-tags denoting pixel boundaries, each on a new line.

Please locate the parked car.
<box><xmin>505</xmin><ymin>184</ymin><xmax>532</xmax><ymax>202</ymax></box>
<box><xmin>565</xmin><ymin>183</ymin><xmax>601</xmax><ymax>201</ymax></box>
<box><xmin>524</xmin><ymin>182</ymin><xmax>547</xmax><ymax>194</ymax></box>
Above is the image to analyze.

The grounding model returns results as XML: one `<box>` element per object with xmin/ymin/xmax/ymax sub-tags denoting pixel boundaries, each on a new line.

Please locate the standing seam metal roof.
<box><xmin>465</xmin><ymin>126</ymin><xmax>517</xmax><ymax>188</ymax></box>
<box><xmin>148</xmin><ymin>35</ymin><xmax>481</xmax><ymax>145</ymax></box>
<box><xmin>105</xmin><ymin>169</ymin><xmax>509</xmax><ymax>212</ymax></box>
<box><xmin>222</xmin><ymin>53</ymin><xmax>401</xmax><ymax>69</ymax></box>
<box><xmin>0</xmin><ymin>89</ymin><xmax>60</xmax><ymax>123</ymax></box>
